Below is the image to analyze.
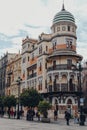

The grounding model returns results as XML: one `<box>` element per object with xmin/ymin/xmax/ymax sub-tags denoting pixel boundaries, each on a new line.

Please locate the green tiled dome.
<box><xmin>53</xmin><ymin>5</ymin><xmax>75</xmax><ymax>24</ymax></box>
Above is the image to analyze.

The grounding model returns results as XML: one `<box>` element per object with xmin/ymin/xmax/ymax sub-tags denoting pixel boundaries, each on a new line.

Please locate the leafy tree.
<box><xmin>20</xmin><ymin>88</ymin><xmax>43</xmax><ymax>107</ymax></box>
<box><xmin>38</xmin><ymin>100</ymin><xmax>51</xmax><ymax>118</ymax></box>
<box><xmin>4</xmin><ymin>95</ymin><xmax>16</xmax><ymax>118</ymax></box>
<box><xmin>0</xmin><ymin>96</ymin><xmax>4</xmax><ymax>116</ymax></box>
<box><xmin>0</xmin><ymin>96</ymin><xmax>4</xmax><ymax>108</ymax></box>
<box><xmin>4</xmin><ymin>95</ymin><xmax>16</xmax><ymax>108</ymax></box>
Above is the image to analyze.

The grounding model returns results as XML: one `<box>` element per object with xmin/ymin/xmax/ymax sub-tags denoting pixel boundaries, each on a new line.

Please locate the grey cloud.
<box><xmin>24</xmin><ymin>23</ymin><xmax>51</xmax><ymax>35</ymax></box>
<box><xmin>8</xmin><ymin>30</ymin><xmax>28</xmax><ymax>39</ymax></box>
<box><xmin>0</xmin><ymin>33</ymin><xmax>13</xmax><ymax>49</ymax></box>
<box><xmin>18</xmin><ymin>29</ymin><xmax>28</xmax><ymax>37</ymax></box>
<box><xmin>24</xmin><ymin>24</ymin><xmax>42</xmax><ymax>29</ymax></box>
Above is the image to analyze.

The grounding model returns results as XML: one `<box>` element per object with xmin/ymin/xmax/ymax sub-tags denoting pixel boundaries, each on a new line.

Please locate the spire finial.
<box><xmin>62</xmin><ymin>0</ymin><xmax>65</xmax><ymax>11</ymax></box>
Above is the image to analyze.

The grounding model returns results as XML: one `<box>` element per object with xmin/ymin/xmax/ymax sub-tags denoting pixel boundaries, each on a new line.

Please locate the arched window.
<box><xmin>67</xmin><ymin>99</ymin><xmax>72</xmax><ymax>104</ymax></box>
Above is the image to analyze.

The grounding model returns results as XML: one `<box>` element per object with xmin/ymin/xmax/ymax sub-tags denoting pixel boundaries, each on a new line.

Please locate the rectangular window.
<box><xmin>52</xmin><ymin>42</ymin><xmax>56</xmax><ymax>50</ymax></box>
<box><xmin>45</xmin><ymin>62</ymin><xmax>47</xmax><ymax>69</ymax></box>
<box><xmin>66</xmin><ymin>38</ymin><xmax>73</xmax><ymax>49</ymax></box>
<box><xmin>28</xmin><ymin>56</ymin><xmax>29</xmax><ymax>61</ymax></box>
<box><xmin>22</xmin><ymin>57</ymin><xmax>26</xmax><ymax>63</ymax></box>
<box><xmin>39</xmin><ymin>62</ymin><xmax>42</xmax><ymax>71</ymax></box>
<box><xmin>53</xmin><ymin>60</ymin><xmax>56</xmax><ymax>69</ymax></box>
<box><xmin>38</xmin><ymin>79</ymin><xmax>42</xmax><ymax>90</ymax></box>
<box><xmin>68</xmin><ymin>26</ymin><xmax>70</xmax><ymax>31</ymax></box>
<box><xmin>39</xmin><ymin>45</ymin><xmax>42</xmax><ymax>54</ymax></box>
<box><xmin>46</xmin><ymin>46</ymin><xmax>48</xmax><ymax>52</ymax></box>
<box><xmin>32</xmin><ymin>45</ymin><xmax>34</xmax><ymax>50</ymax></box>
<box><xmin>67</xmin><ymin>59</ymin><xmax>72</xmax><ymax>69</ymax></box>
<box><xmin>32</xmin><ymin>53</ymin><xmax>34</xmax><ymax>60</ymax></box>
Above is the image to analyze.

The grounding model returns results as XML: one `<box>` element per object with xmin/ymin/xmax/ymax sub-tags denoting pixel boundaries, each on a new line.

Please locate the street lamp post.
<box><xmin>16</xmin><ymin>76</ymin><xmax>22</xmax><ymax>119</ymax></box>
<box><xmin>78</xmin><ymin>63</ymin><xmax>85</xmax><ymax>125</ymax></box>
<box><xmin>72</xmin><ymin>62</ymin><xmax>85</xmax><ymax>125</ymax></box>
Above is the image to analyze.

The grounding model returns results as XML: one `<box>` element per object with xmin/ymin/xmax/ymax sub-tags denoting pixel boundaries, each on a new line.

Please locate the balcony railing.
<box><xmin>27</xmin><ymin>73</ymin><xmax>37</xmax><ymax>79</ymax></box>
<box><xmin>48</xmin><ymin>84</ymin><xmax>60</xmax><ymax>92</ymax></box>
<box><xmin>47</xmin><ymin>64</ymin><xmax>76</xmax><ymax>71</ymax></box>
<box><xmin>61</xmin><ymin>83</ymin><xmax>68</xmax><ymax>91</ymax></box>
<box><xmin>47</xmin><ymin>83</ymin><xmax>77</xmax><ymax>92</ymax></box>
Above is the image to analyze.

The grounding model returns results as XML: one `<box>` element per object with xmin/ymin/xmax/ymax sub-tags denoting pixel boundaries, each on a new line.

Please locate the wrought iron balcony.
<box><xmin>27</xmin><ymin>73</ymin><xmax>37</xmax><ymax>79</ymax></box>
<box><xmin>47</xmin><ymin>83</ymin><xmax>77</xmax><ymax>92</ymax></box>
<box><xmin>47</xmin><ymin>64</ymin><xmax>77</xmax><ymax>71</ymax></box>
<box><xmin>61</xmin><ymin>83</ymin><xmax>68</xmax><ymax>91</ymax></box>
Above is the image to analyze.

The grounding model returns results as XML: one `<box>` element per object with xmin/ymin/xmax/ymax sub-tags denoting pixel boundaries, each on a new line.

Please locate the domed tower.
<box><xmin>46</xmin><ymin>4</ymin><xmax>83</xmax><ymax>116</ymax></box>
<box><xmin>51</xmin><ymin>3</ymin><xmax>76</xmax><ymax>53</ymax></box>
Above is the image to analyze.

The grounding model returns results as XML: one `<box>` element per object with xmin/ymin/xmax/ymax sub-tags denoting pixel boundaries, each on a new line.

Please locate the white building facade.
<box><xmin>21</xmin><ymin>4</ymin><xmax>83</xmax><ymax>117</ymax></box>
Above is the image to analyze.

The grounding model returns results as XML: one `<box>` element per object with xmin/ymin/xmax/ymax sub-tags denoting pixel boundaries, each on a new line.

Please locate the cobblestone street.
<box><xmin>0</xmin><ymin>118</ymin><xmax>87</xmax><ymax>130</ymax></box>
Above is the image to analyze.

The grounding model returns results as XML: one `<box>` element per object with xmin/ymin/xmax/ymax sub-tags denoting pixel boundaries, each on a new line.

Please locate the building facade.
<box><xmin>82</xmin><ymin>61</ymin><xmax>87</xmax><ymax>107</ymax></box>
<box><xmin>0</xmin><ymin>52</ymin><xmax>17</xmax><ymax>96</ymax></box>
<box><xmin>5</xmin><ymin>53</ymin><xmax>21</xmax><ymax>97</ymax></box>
<box><xmin>21</xmin><ymin>4</ymin><xmax>83</xmax><ymax>117</ymax></box>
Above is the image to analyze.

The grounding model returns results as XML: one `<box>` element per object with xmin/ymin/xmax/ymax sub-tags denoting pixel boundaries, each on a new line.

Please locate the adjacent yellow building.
<box><xmin>5</xmin><ymin>53</ymin><xmax>21</xmax><ymax>97</ymax></box>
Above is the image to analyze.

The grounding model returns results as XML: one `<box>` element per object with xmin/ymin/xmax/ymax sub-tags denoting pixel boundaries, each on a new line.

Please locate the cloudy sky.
<box><xmin>0</xmin><ymin>0</ymin><xmax>87</xmax><ymax>61</ymax></box>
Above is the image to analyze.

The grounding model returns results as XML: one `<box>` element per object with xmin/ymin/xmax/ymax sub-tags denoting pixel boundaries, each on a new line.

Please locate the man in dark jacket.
<box><xmin>65</xmin><ymin>111</ymin><xmax>71</xmax><ymax>125</ymax></box>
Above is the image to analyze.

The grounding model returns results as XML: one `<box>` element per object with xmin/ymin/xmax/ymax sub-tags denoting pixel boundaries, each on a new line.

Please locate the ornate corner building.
<box><xmin>21</xmin><ymin>4</ymin><xmax>83</xmax><ymax>117</ymax></box>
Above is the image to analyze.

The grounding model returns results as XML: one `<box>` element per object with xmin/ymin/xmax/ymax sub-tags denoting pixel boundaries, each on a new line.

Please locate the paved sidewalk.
<box><xmin>0</xmin><ymin>117</ymin><xmax>87</xmax><ymax>130</ymax></box>
<box><xmin>23</xmin><ymin>115</ymin><xmax>87</xmax><ymax>126</ymax></box>
<box><xmin>0</xmin><ymin>116</ymin><xmax>87</xmax><ymax>130</ymax></box>
<box><xmin>3</xmin><ymin>114</ymin><xmax>87</xmax><ymax>126</ymax></box>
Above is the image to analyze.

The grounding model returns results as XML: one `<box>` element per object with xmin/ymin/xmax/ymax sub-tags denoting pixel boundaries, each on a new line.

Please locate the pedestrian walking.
<box><xmin>79</xmin><ymin>113</ymin><xmax>86</xmax><ymax>126</ymax></box>
<box><xmin>14</xmin><ymin>110</ymin><xmax>16</xmax><ymax>119</ymax></box>
<box><xmin>65</xmin><ymin>111</ymin><xmax>71</xmax><ymax>125</ymax></box>
<box><xmin>74</xmin><ymin>111</ymin><xmax>79</xmax><ymax>124</ymax></box>
<box><xmin>36</xmin><ymin>111</ymin><xmax>40</xmax><ymax>121</ymax></box>
<box><xmin>54</xmin><ymin>109</ymin><xmax>58</xmax><ymax>121</ymax></box>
